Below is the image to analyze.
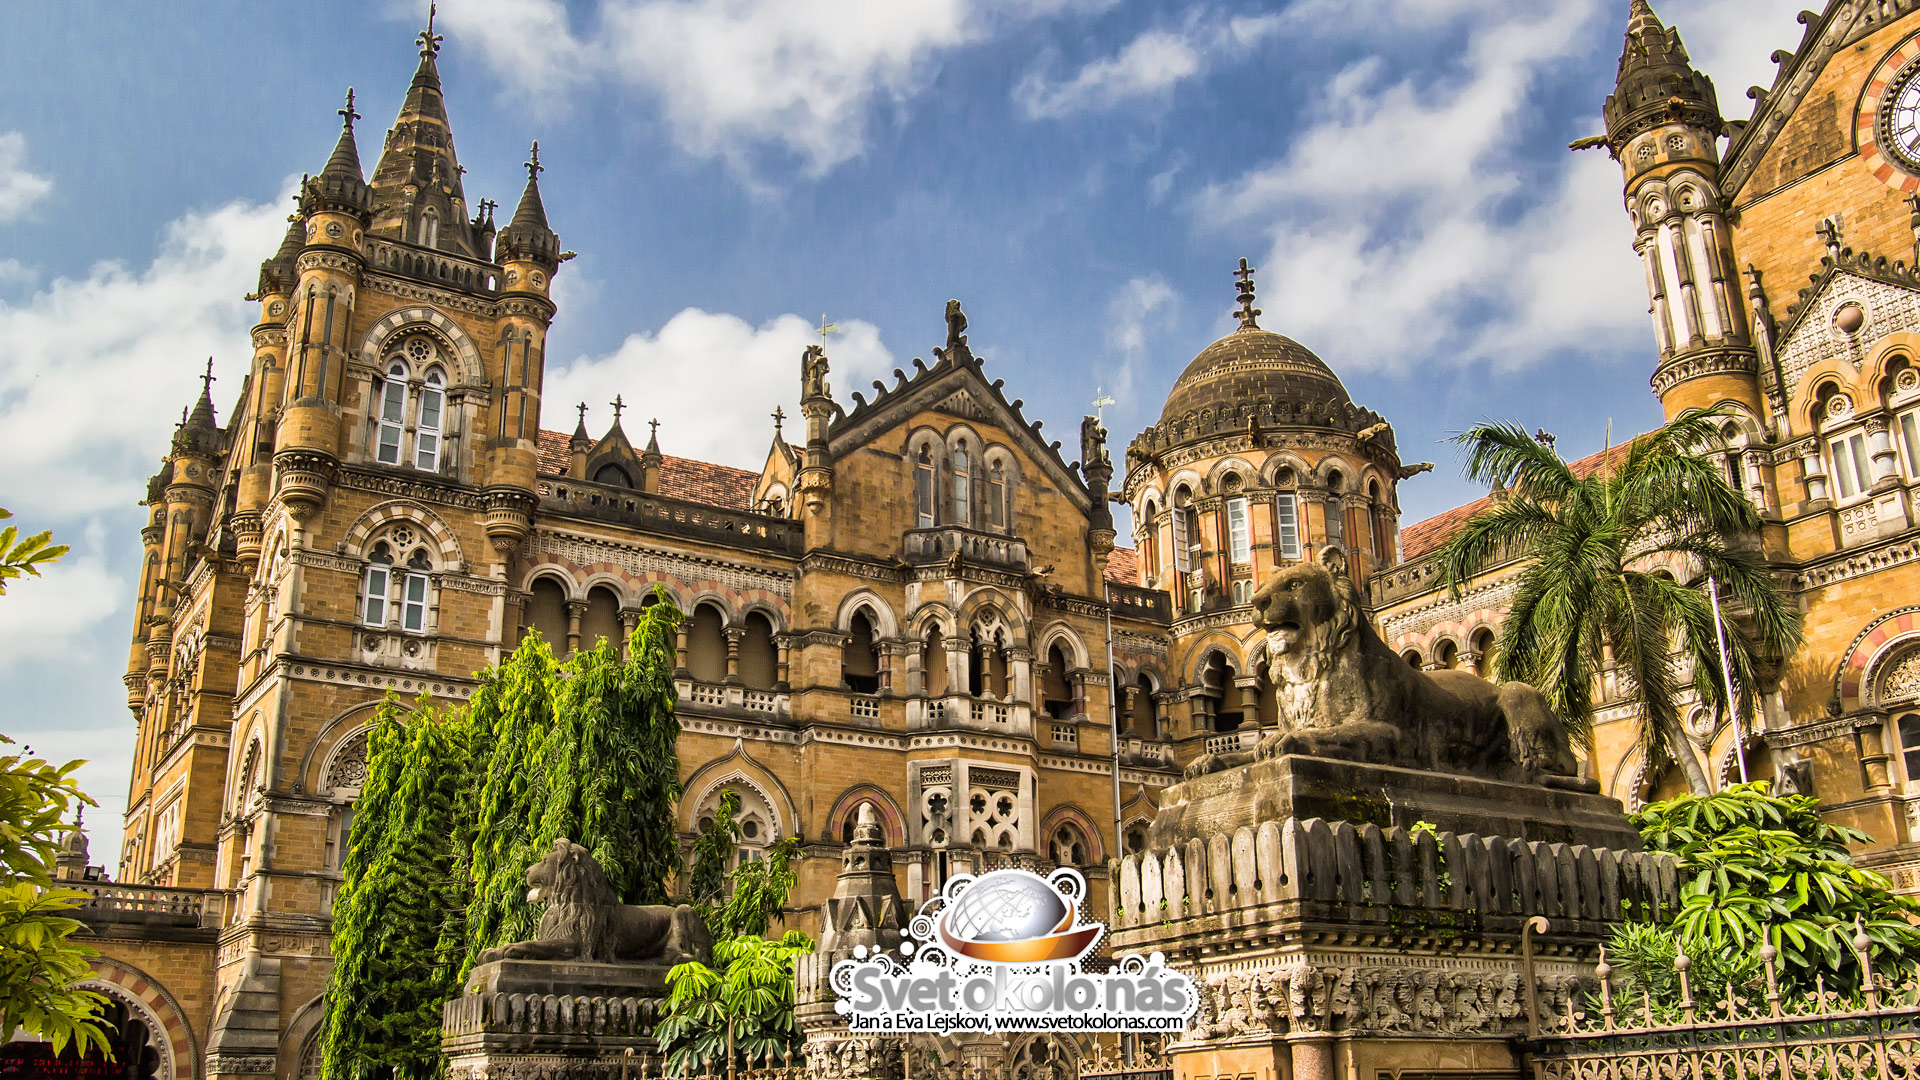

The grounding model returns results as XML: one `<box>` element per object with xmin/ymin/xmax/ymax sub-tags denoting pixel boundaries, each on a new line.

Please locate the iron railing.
<box><xmin>1525</xmin><ymin>927</ymin><xmax>1918</xmax><ymax>1079</ymax></box>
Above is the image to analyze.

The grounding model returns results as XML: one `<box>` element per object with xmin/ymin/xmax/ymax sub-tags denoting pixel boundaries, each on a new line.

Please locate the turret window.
<box><xmin>984</xmin><ymin>462</ymin><xmax>1007</xmax><ymax>530</ymax></box>
<box><xmin>1226</xmin><ymin>497</ymin><xmax>1250</xmax><ymax>565</ymax></box>
<box><xmin>1901</xmin><ymin>410</ymin><xmax>1920</xmax><ymax>475</ymax></box>
<box><xmin>418</xmin><ymin>209</ymin><xmax>439</xmax><ymax>248</ymax></box>
<box><xmin>361</xmin><ymin>541</ymin><xmax>433</xmax><ymax>634</ymax></box>
<box><xmin>373</xmin><ymin>337</ymin><xmax>454</xmax><ymax>475</ymax></box>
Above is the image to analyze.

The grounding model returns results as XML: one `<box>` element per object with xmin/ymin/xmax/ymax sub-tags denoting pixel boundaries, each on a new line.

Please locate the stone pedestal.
<box><xmin>441</xmin><ymin>960</ymin><xmax>668</xmax><ymax>1080</ymax></box>
<box><xmin>1111</xmin><ymin>754</ymin><xmax>1679</xmax><ymax>1080</ymax></box>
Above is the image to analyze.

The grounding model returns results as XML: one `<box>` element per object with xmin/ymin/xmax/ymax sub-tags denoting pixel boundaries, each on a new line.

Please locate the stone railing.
<box><xmin>442</xmin><ymin>992</ymin><xmax>661</xmax><ymax>1041</ymax></box>
<box><xmin>71</xmin><ymin>882</ymin><xmax>224</xmax><ymax>929</ymax></box>
<box><xmin>1117</xmin><ymin>734</ymin><xmax>1176</xmax><ymax>768</ymax></box>
<box><xmin>677</xmin><ymin>679</ymin><xmax>790</xmax><ymax>719</ymax></box>
<box><xmin>1203</xmin><ymin>729</ymin><xmax>1258</xmax><ymax>756</ymax></box>
<box><xmin>901</xmin><ymin>526</ymin><xmax>1028</xmax><ymax>570</ymax></box>
<box><xmin>366</xmin><ymin>238</ymin><xmax>499</xmax><ymax>294</ymax></box>
<box><xmin>1108</xmin><ymin>582</ymin><xmax>1171</xmax><ymax>622</ymax></box>
<box><xmin>1111</xmin><ymin>818</ymin><xmax>1679</xmax><ymax>933</ymax></box>
<box><xmin>540</xmin><ymin>480</ymin><xmax>802</xmax><ymax>553</ymax></box>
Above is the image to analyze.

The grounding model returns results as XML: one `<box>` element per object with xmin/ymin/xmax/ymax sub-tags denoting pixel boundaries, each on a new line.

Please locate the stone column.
<box><xmin>618</xmin><ymin>611</ymin><xmax>639</xmax><ymax>661</ymax></box>
<box><xmin>1070</xmin><ymin>670</ymin><xmax>1088</xmax><ymax>718</ymax></box>
<box><xmin>1007</xmin><ymin>646</ymin><xmax>1033</xmax><ymax>704</ymax></box>
<box><xmin>674</xmin><ymin>624</ymin><xmax>690</xmax><ymax>676</ymax></box>
<box><xmin>1154</xmin><ymin>693</ymin><xmax>1170</xmax><ymax>739</ymax></box>
<box><xmin>564</xmin><ymin>600</ymin><xmax>585</xmax><ymax>657</ymax></box>
<box><xmin>1868</xmin><ymin>416</ymin><xmax>1899</xmax><ymax>486</ymax></box>
<box><xmin>775</xmin><ymin>633</ymin><xmax>792</xmax><ymax>690</ymax></box>
<box><xmin>1289</xmin><ymin>1035</ymin><xmax>1335</xmax><ymax>1080</ymax></box>
<box><xmin>903</xmin><ymin>643</ymin><xmax>923</xmax><ymax>697</ymax></box>
<box><xmin>1801</xmin><ymin>440</ymin><xmax>1830</xmax><ymax>504</ymax></box>
<box><xmin>1863</xmin><ymin>719</ymin><xmax>1894</xmax><ymax>792</ymax></box>
<box><xmin>724</xmin><ymin>626</ymin><xmax>745</xmax><ymax>685</ymax></box>
<box><xmin>1236</xmin><ymin>677</ymin><xmax>1261</xmax><ymax>723</ymax></box>
<box><xmin>882</xmin><ymin>641</ymin><xmax>907</xmax><ymax>695</ymax></box>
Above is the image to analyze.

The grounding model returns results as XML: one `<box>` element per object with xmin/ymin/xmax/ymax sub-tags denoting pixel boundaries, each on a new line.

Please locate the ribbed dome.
<box><xmin>1159</xmin><ymin>324</ymin><xmax>1352</xmax><ymax>425</ymax></box>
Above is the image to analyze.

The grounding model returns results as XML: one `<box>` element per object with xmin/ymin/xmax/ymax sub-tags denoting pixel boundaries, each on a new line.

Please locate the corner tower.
<box><xmin>1602</xmin><ymin>0</ymin><xmax>1763</xmax><ymax>418</ymax></box>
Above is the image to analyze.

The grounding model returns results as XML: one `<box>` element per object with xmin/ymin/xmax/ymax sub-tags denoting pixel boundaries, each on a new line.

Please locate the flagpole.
<box><xmin>1708</xmin><ymin>576</ymin><xmax>1749</xmax><ymax>786</ymax></box>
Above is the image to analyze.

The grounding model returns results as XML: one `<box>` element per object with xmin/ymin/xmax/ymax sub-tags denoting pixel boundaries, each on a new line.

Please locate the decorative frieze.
<box><xmin>528</xmin><ymin>532</ymin><xmax>794</xmax><ymax>598</ymax></box>
<box><xmin>279</xmin><ymin>659</ymin><xmax>476</xmax><ymax>699</ymax></box>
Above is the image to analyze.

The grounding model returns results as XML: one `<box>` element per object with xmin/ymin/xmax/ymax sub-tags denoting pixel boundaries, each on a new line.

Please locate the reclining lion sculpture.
<box><xmin>1184</xmin><ymin>546</ymin><xmax>1581</xmax><ymax>786</ymax></box>
<box><xmin>475</xmin><ymin>838</ymin><xmax>712</xmax><ymax>966</ymax></box>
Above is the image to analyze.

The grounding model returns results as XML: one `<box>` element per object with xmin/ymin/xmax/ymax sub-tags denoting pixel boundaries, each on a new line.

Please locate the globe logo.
<box><xmin>936</xmin><ymin>868</ymin><xmax>1103</xmax><ymax>964</ymax></box>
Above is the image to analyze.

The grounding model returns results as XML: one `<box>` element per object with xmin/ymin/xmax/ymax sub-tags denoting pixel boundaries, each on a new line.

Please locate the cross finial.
<box><xmin>418</xmin><ymin>1</ymin><xmax>442</xmax><ymax>57</ymax></box>
<box><xmin>649</xmin><ymin>418</ymin><xmax>660</xmax><ymax>440</ymax></box>
<box><xmin>771</xmin><ymin>405</ymin><xmax>785</xmax><ymax>433</ymax></box>
<box><xmin>576</xmin><ymin>402</ymin><xmax>588</xmax><ymax>425</ymax></box>
<box><xmin>1233</xmin><ymin>257</ymin><xmax>1261</xmax><ymax>329</ymax></box>
<box><xmin>526</xmin><ymin>141</ymin><xmax>544</xmax><ymax>181</ymax></box>
<box><xmin>817</xmin><ymin>313</ymin><xmax>839</xmax><ymax>349</ymax></box>
<box><xmin>610</xmin><ymin>394</ymin><xmax>625</xmax><ymax>422</ymax></box>
<box><xmin>201</xmin><ymin>357</ymin><xmax>216</xmax><ymax>395</ymax></box>
<box><xmin>339</xmin><ymin>88</ymin><xmax>360</xmax><ymax>131</ymax></box>
<box><xmin>1091</xmin><ymin>388</ymin><xmax>1115</xmax><ymax>422</ymax></box>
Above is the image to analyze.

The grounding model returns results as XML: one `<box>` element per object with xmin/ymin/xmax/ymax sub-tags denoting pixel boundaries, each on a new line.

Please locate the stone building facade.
<box><xmin>76</xmin><ymin>3</ymin><xmax>1920</xmax><ymax>1078</ymax></box>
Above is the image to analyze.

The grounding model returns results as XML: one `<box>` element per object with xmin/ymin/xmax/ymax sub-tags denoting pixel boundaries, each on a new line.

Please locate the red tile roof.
<box><xmin>536</xmin><ymin>429</ymin><xmax>759</xmax><ymax>511</ymax></box>
<box><xmin>1396</xmin><ymin>440</ymin><xmax>1638</xmax><ymax>562</ymax></box>
<box><xmin>1105</xmin><ymin>546</ymin><xmax>1140</xmax><ymax>586</ymax></box>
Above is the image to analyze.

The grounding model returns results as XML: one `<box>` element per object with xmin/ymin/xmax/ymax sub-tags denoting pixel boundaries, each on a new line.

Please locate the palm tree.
<box><xmin>1435</xmin><ymin>407</ymin><xmax>1801</xmax><ymax>795</ymax></box>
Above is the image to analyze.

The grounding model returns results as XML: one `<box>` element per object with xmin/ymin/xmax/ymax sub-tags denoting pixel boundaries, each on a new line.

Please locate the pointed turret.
<box><xmin>497</xmin><ymin>142</ymin><xmax>561</xmax><ymax>268</ymax></box>
<box><xmin>173</xmin><ymin>360</ymin><xmax>221</xmax><ymax>458</ymax></box>
<box><xmin>369</xmin><ymin>6</ymin><xmax>479</xmax><ymax>255</ymax></box>
<box><xmin>255</xmin><ymin>214</ymin><xmax>305</xmax><ymax>298</ymax></box>
<box><xmin>1603</xmin><ymin>0</ymin><xmax>1721</xmax><ymax>150</ymax></box>
<box><xmin>303</xmin><ymin>89</ymin><xmax>373</xmax><ymax>217</ymax></box>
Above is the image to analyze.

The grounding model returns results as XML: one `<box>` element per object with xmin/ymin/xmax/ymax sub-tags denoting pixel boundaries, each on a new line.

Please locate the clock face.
<box><xmin>1884</xmin><ymin>65</ymin><xmax>1920</xmax><ymax>171</ymax></box>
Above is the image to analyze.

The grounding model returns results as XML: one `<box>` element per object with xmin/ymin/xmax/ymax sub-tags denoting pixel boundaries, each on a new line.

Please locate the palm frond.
<box><xmin>1450</xmin><ymin>421</ymin><xmax>1580</xmax><ymax>502</ymax></box>
<box><xmin>1435</xmin><ymin>497</ymin><xmax>1563</xmax><ymax>597</ymax></box>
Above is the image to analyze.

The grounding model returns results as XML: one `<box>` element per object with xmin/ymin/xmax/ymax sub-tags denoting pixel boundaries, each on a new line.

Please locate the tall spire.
<box><xmin>324</xmin><ymin>89</ymin><xmax>364</xmax><ymax>181</ymax></box>
<box><xmin>498</xmin><ymin>141</ymin><xmax>560</xmax><ymax>265</ymax></box>
<box><xmin>304</xmin><ymin>88</ymin><xmax>372</xmax><ymax>215</ymax></box>
<box><xmin>173</xmin><ymin>360</ymin><xmax>221</xmax><ymax>456</ymax></box>
<box><xmin>256</xmin><ymin>212</ymin><xmax>306</xmax><ymax>297</ymax></box>
<box><xmin>1604</xmin><ymin>0</ymin><xmax>1720</xmax><ymax>147</ymax></box>
<box><xmin>369</xmin><ymin>2</ymin><xmax>476</xmax><ymax>254</ymax></box>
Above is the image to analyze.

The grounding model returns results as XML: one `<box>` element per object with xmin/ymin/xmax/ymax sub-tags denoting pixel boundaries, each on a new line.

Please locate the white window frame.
<box><xmin>1324</xmin><ymin>497</ymin><xmax>1345</xmax><ymax>548</ymax></box>
<box><xmin>1275</xmin><ymin>494</ymin><xmax>1301</xmax><ymax>560</ymax></box>
<box><xmin>376</xmin><ymin>361</ymin><xmax>408</xmax><ymax>465</ymax></box>
<box><xmin>415</xmin><ymin>368</ymin><xmax>445</xmax><ymax>472</ymax></box>
<box><xmin>1171</xmin><ymin>494</ymin><xmax>1193</xmax><ymax>573</ymax></box>
<box><xmin>1899</xmin><ymin>408</ymin><xmax>1920</xmax><ymax>477</ymax></box>
<box><xmin>362</xmin><ymin>543</ymin><xmax>393</xmax><ymax>627</ymax></box>
<box><xmin>1829</xmin><ymin>429</ymin><xmax>1873</xmax><ymax>501</ymax></box>
<box><xmin>402</xmin><ymin>571</ymin><xmax>429</xmax><ymax>633</ymax></box>
<box><xmin>1227</xmin><ymin>497</ymin><xmax>1251</xmax><ymax>565</ymax></box>
<box><xmin>952</xmin><ymin>443</ymin><xmax>971</xmax><ymax>526</ymax></box>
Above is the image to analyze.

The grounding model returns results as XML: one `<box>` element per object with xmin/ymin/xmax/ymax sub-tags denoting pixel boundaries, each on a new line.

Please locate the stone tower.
<box><xmin>1603</xmin><ymin>0</ymin><xmax>1762</xmax><ymax>420</ymax></box>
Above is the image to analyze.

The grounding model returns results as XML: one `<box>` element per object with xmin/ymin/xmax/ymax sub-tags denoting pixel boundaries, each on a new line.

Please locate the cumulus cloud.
<box><xmin>0</xmin><ymin>520</ymin><xmax>121</xmax><ymax>671</ymax></box>
<box><xmin>1016</xmin><ymin>13</ymin><xmax>1281</xmax><ymax>120</ymax></box>
<box><xmin>543</xmin><ymin>309</ymin><xmax>896</xmax><ymax>470</ymax></box>
<box><xmin>0</xmin><ymin>193</ymin><xmax>288</xmax><ymax>519</ymax></box>
<box><xmin>443</xmin><ymin>0</ymin><xmax>1114</xmax><ymax>177</ymax></box>
<box><xmin>0</xmin><ymin>132</ymin><xmax>53</xmax><ymax>222</ymax></box>
<box><xmin>1103</xmin><ymin>276</ymin><xmax>1179</xmax><ymax>423</ymax></box>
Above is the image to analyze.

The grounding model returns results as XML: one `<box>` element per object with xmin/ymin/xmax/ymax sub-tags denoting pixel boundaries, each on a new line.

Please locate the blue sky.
<box><xmin>0</xmin><ymin>0</ymin><xmax>1808</xmax><ymax>867</ymax></box>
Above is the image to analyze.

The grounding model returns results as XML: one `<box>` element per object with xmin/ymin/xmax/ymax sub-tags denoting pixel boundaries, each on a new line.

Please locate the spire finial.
<box><xmin>649</xmin><ymin>418</ymin><xmax>660</xmax><ymax>440</ymax></box>
<box><xmin>1233</xmin><ymin>257</ymin><xmax>1261</xmax><ymax>329</ymax></box>
<box><xmin>418</xmin><ymin>2</ymin><xmax>443</xmax><ymax>57</ymax></box>
<box><xmin>817</xmin><ymin>314</ymin><xmax>839</xmax><ymax>349</ymax></box>
<box><xmin>526</xmin><ymin>141</ymin><xmax>544</xmax><ymax>181</ymax></box>
<box><xmin>339</xmin><ymin>87</ymin><xmax>360</xmax><ymax>131</ymax></box>
<box><xmin>610</xmin><ymin>394</ymin><xmax>625</xmax><ymax>423</ymax></box>
<box><xmin>201</xmin><ymin>357</ymin><xmax>216</xmax><ymax>396</ymax></box>
<box><xmin>772</xmin><ymin>405</ymin><xmax>785</xmax><ymax>434</ymax></box>
<box><xmin>577</xmin><ymin>402</ymin><xmax>588</xmax><ymax>425</ymax></box>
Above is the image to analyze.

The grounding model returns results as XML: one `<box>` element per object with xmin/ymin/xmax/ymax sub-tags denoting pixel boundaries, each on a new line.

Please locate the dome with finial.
<box><xmin>1157</xmin><ymin>258</ymin><xmax>1354</xmax><ymax>430</ymax></box>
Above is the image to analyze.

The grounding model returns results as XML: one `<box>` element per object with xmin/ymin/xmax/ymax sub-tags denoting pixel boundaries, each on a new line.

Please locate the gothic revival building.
<box><xmin>76</xmin><ymin>3</ymin><xmax>1920</xmax><ymax>1078</ymax></box>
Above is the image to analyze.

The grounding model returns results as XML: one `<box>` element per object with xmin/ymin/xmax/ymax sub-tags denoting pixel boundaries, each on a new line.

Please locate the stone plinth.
<box><xmin>1148</xmin><ymin>753</ymin><xmax>1643</xmax><ymax>853</ymax></box>
<box><xmin>1111</xmin><ymin>755</ymin><xmax>1678</xmax><ymax>1080</ymax></box>
<box><xmin>442</xmin><ymin>960</ymin><xmax>667</xmax><ymax>1080</ymax></box>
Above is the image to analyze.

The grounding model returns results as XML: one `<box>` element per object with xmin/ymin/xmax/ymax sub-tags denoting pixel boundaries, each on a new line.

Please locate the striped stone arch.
<box><xmin>1837</xmin><ymin>608</ymin><xmax>1920</xmax><ymax>711</ymax></box>
<box><xmin>356</xmin><ymin>306</ymin><xmax>485</xmax><ymax>385</ymax></box>
<box><xmin>823</xmin><ymin>784</ymin><xmax>907</xmax><ymax>846</ymax></box>
<box><xmin>1038</xmin><ymin>803</ymin><xmax>1106</xmax><ymax>865</ymax></box>
<box><xmin>340</xmin><ymin>501</ymin><xmax>466</xmax><ymax>568</ymax></box>
<box><xmin>518</xmin><ymin>551</ymin><xmax>788</xmax><ymax>625</ymax></box>
<box><xmin>84</xmin><ymin>955</ymin><xmax>200</xmax><ymax>1080</ymax></box>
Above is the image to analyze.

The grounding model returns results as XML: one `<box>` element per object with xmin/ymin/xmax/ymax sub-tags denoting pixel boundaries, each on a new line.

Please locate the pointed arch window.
<box><xmin>376</xmin><ymin>361</ymin><xmax>408</xmax><ymax>465</ymax></box>
<box><xmin>418</xmin><ymin>209</ymin><xmax>439</xmax><ymax>248</ymax></box>
<box><xmin>401</xmin><ymin>549</ymin><xmax>431</xmax><ymax>633</ymax></box>
<box><xmin>984</xmin><ymin>461</ymin><xmax>1007</xmax><ymax>530</ymax></box>
<box><xmin>914</xmin><ymin>447</ymin><xmax>936</xmax><ymax>528</ymax></box>
<box><xmin>951</xmin><ymin>442</ymin><xmax>972</xmax><ymax>525</ymax></box>
<box><xmin>415</xmin><ymin>368</ymin><xmax>445</xmax><ymax>472</ymax></box>
<box><xmin>361</xmin><ymin>543</ymin><xmax>393</xmax><ymax>626</ymax></box>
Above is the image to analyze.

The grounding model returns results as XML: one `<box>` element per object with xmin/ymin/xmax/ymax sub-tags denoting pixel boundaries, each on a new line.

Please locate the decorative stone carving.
<box><xmin>1880</xmin><ymin>650</ymin><xmax>1920</xmax><ymax>704</ymax></box>
<box><xmin>474</xmin><ymin>839</ymin><xmax>711</xmax><ymax>966</ymax></box>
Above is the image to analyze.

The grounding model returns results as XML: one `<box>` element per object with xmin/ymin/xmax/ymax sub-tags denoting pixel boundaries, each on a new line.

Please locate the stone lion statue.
<box><xmin>1184</xmin><ymin>546</ymin><xmax>1580</xmax><ymax>785</ymax></box>
<box><xmin>475</xmin><ymin>838</ymin><xmax>712</xmax><ymax>966</ymax></box>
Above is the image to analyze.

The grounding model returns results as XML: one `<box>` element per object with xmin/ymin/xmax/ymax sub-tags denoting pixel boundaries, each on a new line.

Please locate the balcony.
<box><xmin>902</xmin><ymin>526</ymin><xmax>1028</xmax><ymax>571</ymax></box>
<box><xmin>1204</xmin><ymin>729</ymin><xmax>1259</xmax><ymax>756</ymax></box>
<box><xmin>1118</xmin><ymin>734</ymin><xmax>1176</xmax><ymax>769</ymax></box>
<box><xmin>911</xmin><ymin>694</ymin><xmax>1031</xmax><ymax>737</ymax></box>
<box><xmin>70</xmin><ymin>882</ymin><xmax>224</xmax><ymax>932</ymax></box>
<box><xmin>676</xmin><ymin>679</ymin><xmax>789</xmax><ymax>719</ymax></box>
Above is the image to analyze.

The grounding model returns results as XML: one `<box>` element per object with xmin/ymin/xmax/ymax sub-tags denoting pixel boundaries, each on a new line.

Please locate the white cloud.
<box><xmin>1104</xmin><ymin>276</ymin><xmax>1178</xmax><ymax>420</ymax></box>
<box><xmin>0</xmin><ymin>132</ymin><xmax>53</xmax><ymax>223</ymax></box>
<box><xmin>445</xmin><ymin>0</ymin><xmax>1114</xmax><ymax>177</ymax></box>
<box><xmin>0</xmin><ymin>519</ymin><xmax>121</xmax><ymax>670</ymax></box>
<box><xmin>1016</xmin><ymin>13</ymin><xmax>1280</xmax><ymax>120</ymax></box>
<box><xmin>0</xmin><ymin>193</ymin><xmax>288</xmax><ymax>519</ymax></box>
<box><xmin>543</xmin><ymin>308</ymin><xmax>896</xmax><ymax>470</ymax></box>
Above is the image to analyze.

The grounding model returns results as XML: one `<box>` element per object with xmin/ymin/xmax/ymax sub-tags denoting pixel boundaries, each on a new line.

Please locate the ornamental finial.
<box><xmin>1233</xmin><ymin>257</ymin><xmax>1261</xmax><ymax>329</ymax></box>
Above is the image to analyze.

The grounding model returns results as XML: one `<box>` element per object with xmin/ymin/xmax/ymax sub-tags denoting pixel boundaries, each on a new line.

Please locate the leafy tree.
<box><xmin>688</xmin><ymin>790</ymin><xmax>742</xmax><ymax>910</ymax></box>
<box><xmin>1611</xmin><ymin>782</ymin><xmax>1920</xmax><ymax>998</ymax></box>
<box><xmin>656</xmin><ymin>932</ymin><xmax>813</xmax><ymax>1076</ymax></box>
<box><xmin>1437</xmin><ymin>407</ymin><xmax>1801</xmax><ymax>794</ymax></box>
<box><xmin>0</xmin><ymin>507</ymin><xmax>69</xmax><ymax>596</ymax></box>
<box><xmin>318</xmin><ymin>698</ymin><xmax>474</xmax><ymax>1080</ymax></box>
<box><xmin>715</xmin><ymin>836</ymin><xmax>802</xmax><ymax>941</ymax></box>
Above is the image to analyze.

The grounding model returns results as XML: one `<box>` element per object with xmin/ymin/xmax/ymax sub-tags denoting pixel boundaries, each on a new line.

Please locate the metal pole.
<box><xmin>1708</xmin><ymin>576</ymin><xmax>1749</xmax><ymax>786</ymax></box>
<box><xmin>1105</xmin><ymin>580</ymin><xmax>1124</xmax><ymax>864</ymax></box>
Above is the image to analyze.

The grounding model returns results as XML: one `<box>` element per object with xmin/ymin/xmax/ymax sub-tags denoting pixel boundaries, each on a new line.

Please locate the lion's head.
<box><xmin>1250</xmin><ymin>546</ymin><xmax>1362</xmax><ymax>689</ymax></box>
<box><xmin>526</xmin><ymin>837</ymin><xmax>617</xmax><ymax>909</ymax></box>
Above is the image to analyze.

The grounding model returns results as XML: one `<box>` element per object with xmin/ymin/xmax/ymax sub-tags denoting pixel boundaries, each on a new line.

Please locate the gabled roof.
<box><xmin>1396</xmin><ymin>441</ymin><xmax>1637</xmax><ymax>563</ymax></box>
<box><xmin>1719</xmin><ymin>1</ymin><xmax>1916</xmax><ymax>201</ymax></box>
<box><xmin>1104</xmin><ymin>546</ymin><xmax>1140</xmax><ymax>587</ymax></box>
<box><xmin>534</xmin><ymin>429</ymin><xmax>758</xmax><ymax>510</ymax></box>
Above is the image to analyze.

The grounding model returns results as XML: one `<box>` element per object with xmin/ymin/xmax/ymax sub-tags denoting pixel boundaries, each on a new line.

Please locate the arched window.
<box><xmin>1197</xmin><ymin>651</ymin><xmax>1238</xmax><ymax>732</ymax></box>
<box><xmin>951</xmin><ymin>441</ymin><xmax>972</xmax><ymax>525</ymax></box>
<box><xmin>415</xmin><ymin>368</ymin><xmax>445</xmax><ymax>471</ymax></box>
<box><xmin>523</xmin><ymin>577</ymin><xmax>568</xmax><ymax>647</ymax></box>
<box><xmin>1140</xmin><ymin>499</ymin><xmax>1159</xmax><ymax>574</ymax></box>
<box><xmin>914</xmin><ymin>447</ymin><xmax>936</xmax><ymax>528</ymax></box>
<box><xmin>582</xmin><ymin>586</ymin><xmax>622</xmax><ymax>649</ymax></box>
<box><xmin>923</xmin><ymin>626</ymin><xmax>948</xmax><ymax>696</ymax></box>
<box><xmin>1042</xmin><ymin>643</ymin><xmax>1073</xmax><ymax>720</ymax></box>
<box><xmin>418</xmin><ymin>208</ymin><xmax>438</xmax><ymax>248</ymax></box>
<box><xmin>1130</xmin><ymin>674</ymin><xmax>1156</xmax><ymax>739</ymax></box>
<box><xmin>984</xmin><ymin>461</ymin><xmax>1008</xmax><ymax>530</ymax></box>
<box><xmin>595</xmin><ymin>463</ymin><xmax>634</xmax><ymax>488</ymax></box>
<box><xmin>1368</xmin><ymin>479</ymin><xmax>1390</xmax><ymax>561</ymax></box>
<box><xmin>843</xmin><ymin>610</ymin><xmax>879</xmax><ymax>693</ymax></box>
<box><xmin>1470</xmin><ymin>628</ymin><xmax>1496</xmax><ymax>677</ymax></box>
<box><xmin>1900</xmin><ymin>714</ymin><xmax>1920</xmax><ymax>784</ymax></box>
<box><xmin>1323</xmin><ymin>471</ymin><xmax>1345</xmax><ymax>551</ymax></box>
<box><xmin>1049</xmin><ymin>823</ymin><xmax>1088</xmax><ymax>867</ymax></box>
<box><xmin>687</xmin><ymin>603</ymin><xmax>728</xmax><ymax>683</ymax></box>
<box><xmin>739</xmin><ymin>612</ymin><xmax>778</xmax><ymax>690</ymax></box>
<box><xmin>375</xmin><ymin>361</ymin><xmax>408</xmax><ymax>465</ymax></box>
<box><xmin>401</xmin><ymin>549</ymin><xmax>431</xmax><ymax>633</ymax></box>
<box><xmin>361</xmin><ymin>542</ymin><xmax>393</xmax><ymax>626</ymax></box>
<box><xmin>1402</xmin><ymin>649</ymin><xmax>1423</xmax><ymax>668</ymax></box>
<box><xmin>1433</xmin><ymin>639</ymin><xmax>1458</xmax><ymax>670</ymax></box>
<box><xmin>1125</xmin><ymin>826</ymin><xmax>1146</xmax><ymax>854</ymax></box>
